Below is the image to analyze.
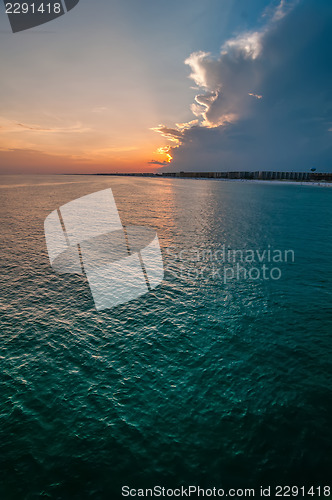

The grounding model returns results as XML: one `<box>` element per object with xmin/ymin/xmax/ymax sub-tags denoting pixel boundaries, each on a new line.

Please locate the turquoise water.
<box><xmin>0</xmin><ymin>176</ymin><xmax>331</xmax><ymax>499</ymax></box>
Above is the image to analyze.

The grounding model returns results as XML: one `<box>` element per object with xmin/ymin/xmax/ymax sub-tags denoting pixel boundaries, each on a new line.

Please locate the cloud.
<box><xmin>148</xmin><ymin>159</ymin><xmax>169</xmax><ymax>166</ymax></box>
<box><xmin>248</xmin><ymin>93</ymin><xmax>263</xmax><ymax>99</ymax></box>
<box><xmin>271</xmin><ymin>0</ymin><xmax>297</xmax><ymax>21</ymax></box>
<box><xmin>0</xmin><ymin>118</ymin><xmax>90</xmax><ymax>134</ymax></box>
<box><xmin>182</xmin><ymin>28</ymin><xmax>266</xmax><ymax>128</ymax></box>
<box><xmin>156</xmin><ymin>0</ymin><xmax>332</xmax><ymax>172</ymax></box>
<box><xmin>176</xmin><ymin>120</ymin><xmax>199</xmax><ymax>130</ymax></box>
<box><xmin>92</xmin><ymin>106</ymin><xmax>108</xmax><ymax>113</ymax></box>
<box><xmin>221</xmin><ymin>31</ymin><xmax>263</xmax><ymax>60</ymax></box>
<box><xmin>150</xmin><ymin>125</ymin><xmax>184</xmax><ymax>143</ymax></box>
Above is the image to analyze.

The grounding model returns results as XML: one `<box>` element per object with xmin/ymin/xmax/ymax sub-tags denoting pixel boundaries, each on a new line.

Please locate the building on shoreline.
<box><xmin>161</xmin><ymin>171</ymin><xmax>332</xmax><ymax>182</ymax></box>
<box><xmin>93</xmin><ymin>171</ymin><xmax>332</xmax><ymax>182</ymax></box>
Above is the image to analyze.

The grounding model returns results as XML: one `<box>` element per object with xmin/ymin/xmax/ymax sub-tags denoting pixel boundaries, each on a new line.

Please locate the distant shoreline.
<box><xmin>206</xmin><ymin>178</ymin><xmax>332</xmax><ymax>187</ymax></box>
<box><xmin>61</xmin><ymin>171</ymin><xmax>332</xmax><ymax>187</ymax></box>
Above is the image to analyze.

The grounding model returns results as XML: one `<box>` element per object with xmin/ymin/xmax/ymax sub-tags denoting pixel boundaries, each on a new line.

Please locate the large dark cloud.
<box><xmin>159</xmin><ymin>0</ymin><xmax>332</xmax><ymax>172</ymax></box>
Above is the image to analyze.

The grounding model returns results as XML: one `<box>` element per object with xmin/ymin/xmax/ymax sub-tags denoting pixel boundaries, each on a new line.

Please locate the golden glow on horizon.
<box><xmin>0</xmin><ymin>114</ymin><xmax>174</xmax><ymax>173</ymax></box>
<box><xmin>156</xmin><ymin>146</ymin><xmax>173</xmax><ymax>163</ymax></box>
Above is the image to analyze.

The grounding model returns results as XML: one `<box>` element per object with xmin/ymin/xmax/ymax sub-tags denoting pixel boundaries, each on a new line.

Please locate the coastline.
<box><xmin>194</xmin><ymin>178</ymin><xmax>332</xmax><ymax>187</ymax></box>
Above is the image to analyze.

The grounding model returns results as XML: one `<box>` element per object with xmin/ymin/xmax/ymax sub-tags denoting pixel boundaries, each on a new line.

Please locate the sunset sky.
<box><xmin>0</xmin><ymin>0</ymin><xmax>331</xmax><ymax>173</ymax></box>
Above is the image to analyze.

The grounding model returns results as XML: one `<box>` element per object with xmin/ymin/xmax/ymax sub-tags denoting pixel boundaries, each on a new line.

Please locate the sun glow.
<box><xmin>156</xmin><ymin>146</ymin><xmax>173</xmax><ymax>163</ymax></box>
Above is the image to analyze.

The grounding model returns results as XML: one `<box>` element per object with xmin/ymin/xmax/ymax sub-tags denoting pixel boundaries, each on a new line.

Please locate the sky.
<box><xmin>0</xmin><ymin>0</ymin><xmax>331</xmax><ymax>174</ymax></box>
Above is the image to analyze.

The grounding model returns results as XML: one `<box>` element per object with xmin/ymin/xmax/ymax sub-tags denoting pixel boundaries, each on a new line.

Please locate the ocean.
<box><xmin>0</xmin><ymin>175</ymin><xmax>331</xmax><ymax>499</ymax></box>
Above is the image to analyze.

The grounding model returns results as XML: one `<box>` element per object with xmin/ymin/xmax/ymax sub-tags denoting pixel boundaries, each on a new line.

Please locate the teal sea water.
<box><xmin>0</xmin><ymin>175</ymin><xmax>331</xmax><ymax>499</ymax></box>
